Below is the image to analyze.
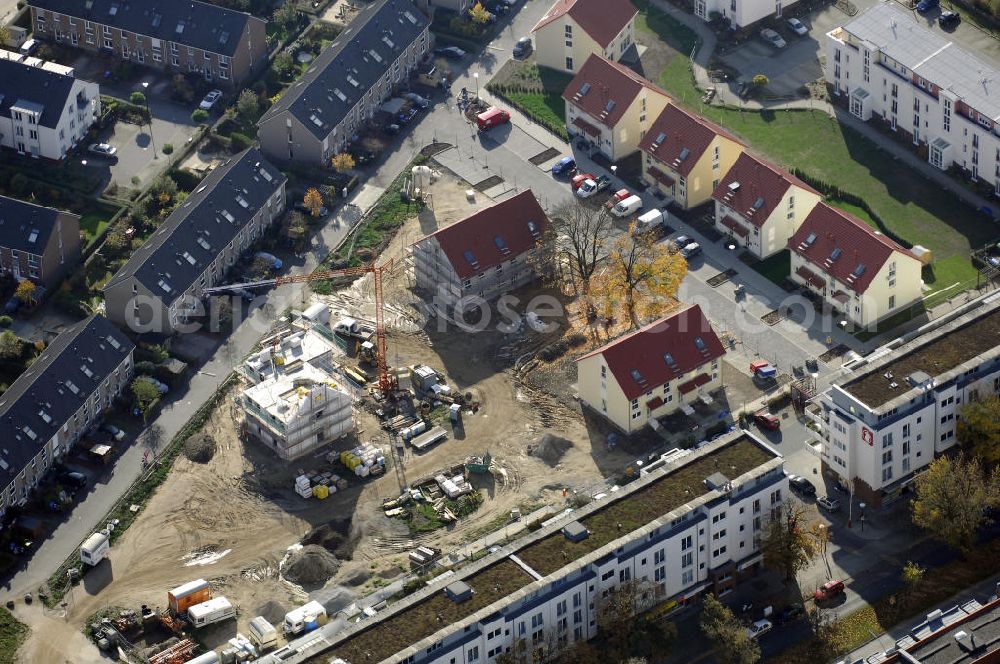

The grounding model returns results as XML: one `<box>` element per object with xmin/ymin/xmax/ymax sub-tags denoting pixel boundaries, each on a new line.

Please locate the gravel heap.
<box><xmin>183</xmin><ymin>433</ymin><xmax>216</xmax><ymax>463</ymax></box>
<box><xmin>284</xmin><ymin>545</ymin><xmax>340</xmax><ymax>587</ymax></box>
<box><xmin>301</xmin><ymin>517</ymin><xmax>358</xmax><ymax>560</ymax></box>
<box><xmin>530</xmin><ymin>433</ymin><xmax>573</xmax><ymax>467</ymax></box>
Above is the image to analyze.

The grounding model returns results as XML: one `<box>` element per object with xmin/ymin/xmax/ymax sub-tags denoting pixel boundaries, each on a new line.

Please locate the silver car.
<box><xmin>760</xmin><ymin>28</ymin><xmax>787</xmax><ymax>48</ymax></box>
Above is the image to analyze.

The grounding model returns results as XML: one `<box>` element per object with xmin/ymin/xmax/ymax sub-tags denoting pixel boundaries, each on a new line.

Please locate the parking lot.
<box><xmin>720</xmin><ymin>0</ymin><xmax>1000</xmax><ymax>97</ymax></box>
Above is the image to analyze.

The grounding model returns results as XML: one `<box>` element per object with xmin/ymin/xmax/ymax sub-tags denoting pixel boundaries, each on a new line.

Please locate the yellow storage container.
<box><xmin>312</xmin><ymin>485</ymin><xmax>329</xmax><ymax>500</ymax></box>
<box><xmin>340</xmin><ymin>451</ymin><xmax>351</xmax><ymax>465</ymax></box>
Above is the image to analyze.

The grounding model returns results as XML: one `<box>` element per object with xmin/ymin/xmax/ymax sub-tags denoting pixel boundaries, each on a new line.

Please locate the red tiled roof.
<box><xmin>532</xmin><ymin>0</ymin><xmax>638</xmax><ymax>47</ymax></box>
<box><xmin>712</xmin><ymin>152</ymin><xmax>819</xmax><ymax>228</ymax></box>
<box><xmin>572</xmin><ymin>116</ymin><xmax>601</xmax><ymax>137</ymax></box>
<box><xmin>719</xmin><ymin>215</ymin><xmax>750</xmax><ymax>238</ymax></box>
<box><xmin>647</xmin><ymin>166</ymin><xmax>675</xmax><ymax>187</ymax></box>
<box><xmin>646</xmin><ymin>396</ymin><xmax>664</xmax><ymax>409</ymax></box>
<box><xmin>575</xmin><ymin>304</ymin><xmax>726</xmax><ymax>401</ymax></box>
<box><xmin>788</xmin><ymin>203</ymin><xmax>916</xmax><ymax>294</ymax></box>
<box><xmin>639</xmin><ymin>103</ymin><xmax>745</xmax><ymax>177</ymax></box>
<box><xmin>832</xmin><ymin>290</ymin><xmax>850</xmax><ymax>304</ymax></box>
<box><xmin>562</xmin><ymin>55</ymin><xmax>671</xmax><ymax>129</ymax></box>
<box><xmin>416</xmin><ymin>191</ymin><xmax>549</xmax><ymax>280</ymax></box>
<box><xmin>678</xmin><ymin>373</ymin><xmax>711</xmax><ymax>395</ymax></box>
<box><xmin>795</xmin><ymin>265</ymin><xmax>826</xmax><ymax>290</ymax></box>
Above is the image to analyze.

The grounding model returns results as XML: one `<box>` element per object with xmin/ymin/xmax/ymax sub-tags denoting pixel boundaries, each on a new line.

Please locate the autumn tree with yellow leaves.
<box><xmin>302</xmin><ymin>188</ymin><xmax>324</xmax><ymax>217</ymax></box>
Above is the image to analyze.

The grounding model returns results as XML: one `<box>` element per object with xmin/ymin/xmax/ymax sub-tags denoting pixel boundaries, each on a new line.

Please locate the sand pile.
<box><xmin>284</xmin><ymin>545</ymin><xmax>340</xmax><ymax>587</ymax></box>
<box><xmin>529</xmin><ymin>434</ymin><xmax>573</xmax><ymax>467</ymax></box>
<box><xmin>255</xmin><ymin>600</ymin><xmax>287</xmax><ymax>624</ymax></box>
<box><xmin>301</xmin><ymin>517</ymin><xmax>358</xmax><ymax>560</ymax></box>
<box><xmin>183</xmin><ymin>433</ymin><xmax>216</xmax><ymax>463</ymax></box>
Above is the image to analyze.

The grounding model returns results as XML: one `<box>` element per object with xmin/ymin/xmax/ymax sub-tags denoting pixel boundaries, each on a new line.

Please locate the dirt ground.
<box><xmin>35</xmin><ymin>173</ymin><xmax>629</xmax><ymax>659</ymax></box>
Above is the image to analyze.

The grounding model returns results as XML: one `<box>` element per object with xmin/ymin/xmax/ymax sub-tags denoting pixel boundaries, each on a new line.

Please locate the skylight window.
<box><xmin>852</xmin><ymin>263</ymin><xmax>866</xmax><ymax>277</ymax></box>
<box><xmin>333</xmin><ymin>88</ymin><xmax>347</xmax><ymax>102</ymax></box>
<box><xmin>66</xmin><ymin>380</ymin><xmax>80</xmax><ymax>395</ymax></box>
<box><xmin>579</xmin><ymin>83</ymin><xmax>591</xmax><ymax>96</ymax></box>
<box><xmin>219</xmin><ymin>31</ymin><xmax>230</xmax><ymax>45</ymax></box>
<box><xmin>258</xmin><ymin>168</ymin><xmax>273</xmax><ymax>182</ymax></box>
<box><xmin>604</xmin><ymin>100</ymin><xmax>616</xmax><ymax>113</ymax></box>
<box><xmin>694</xmin><ymin>336</ymin><xmax>706</xmax><ymax>351</ymax></box>
<box><xmin>527</xmin><ymin>220</ymin><xmax>540</xmax><ymax>235</ymax></box>
<box><xmin>108</xmin><ymin>2</ymin><xmax>119</xmax><ymax>15</ymax></box>
<box><xmin>369</xmin><ymin>49</ymin><xmax>383</xmax><ymax>63</ymax></box>
<box><xmin>175</xmin><ymin>20</ymin><xmax>185</xmax><ymax>34</ymax></box>
<box><xmin>221</xmin><ymin>209</ymin><xmax>235</xmax><ymax>223</ymax></box>
<box><xmin>678</xmin><ymin>148</ymin><xmax>691</xmax><ymax>161</ymax></box>
<box><xmin>347</xmin><ymin>74</ymin><xmax>359</xmax><ymax>88</ymax></box>
<box><xmin>151</xmin><ymin>12</ymin><xmax>162</xmax><ymax>27</ymax></box>
<box><xmin>22</xmin><ymin>426</ymin><xmax>36</xmax><ymax>441</ymax></box>
<box><xmin>382</xmin><ymin>35</ymin><xmax>394</xmax><ymax>49</ymax></box>
<box><xmin>803</xmin><ymin>232</ymin><xmax>817</xmax><ymax>246</ymax></box>
<box><xmin>752</xmin><ymin>197</ymin><xmax>764</xmax><ymax>210</ymax></box>
<box><xmin>309</xmin><ymin>113</ymin><xmax>323</xmax><ymax>128</ymax></box>
<box><xmin>236</xmin><ymin>194</ymin><xmax>249</xmax><ymax>209</ymax></box>
<box><xmin>38</xmin><ymin>410</ymin><xmax>51</xmax><ymax>424</ymax></box>
<box><xmin>630</xmin><ymin>369</ymin><xmax>646</xmax><ymax>383</ymax></box>
<box><xmin>197</xmin><ymin>237</ymin><xmax>211</xmax><ymax>251</ymax></box>
<box><xmin>80</xmin><ymin>364</ymin><xmax>94</xmax><ymax>378</ymax></box>
<box><xmin>182</xmin><ymin>251</ymin><xmax>196</xmax><ymax>265</ymax></box>
<box><xmin>494</xmin><ymin>236</ymin><xmax>509</xmax><ymax>253</ymax></box>
<box><xmin>27</xmin><ymin>229</ymin><xmax>38</xmax><ymax>243</ymax></box>
<box><xmin>463</xmin><ymin>250</ymin><xmax>478</xmax><ymax>266</ymax></box>
<box><xmin>158</xmin><ymin>279</ymin><xmax>172</xmax><ymax>293</ymax></box>
<box><xmin>829</xmin><ymin>248</ymin><xmax>842</xmax><ymax>261</ymax></box>
<box><xmin>106</xmin><ymin>335</ymin><xmax>121</xmax><ymax>350</ymax></box>
<box><xmin>404</xmin><ymin>10</ymin><xmax>417</xmax><ymax>23</ymax></box>
<box><xmin>663</xmin><ymin>353</ymin><xmax>677</xmax><ymax>367</ymax></box>
<box><xmin>654</xmin><ymin>132</ymin><xmax>666</xmax><ymax>145</ymax></box>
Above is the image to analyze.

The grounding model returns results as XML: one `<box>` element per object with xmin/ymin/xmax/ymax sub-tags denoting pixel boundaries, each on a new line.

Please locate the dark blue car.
<box><xmin>916</xmin><ymin>0</ymin><xmax>938</xmax><ymax>13</ymax></box>
<box><xmin>551</xmin><ymin>156</ymin><xmax>576</xmax><ymax>176</ymax></box>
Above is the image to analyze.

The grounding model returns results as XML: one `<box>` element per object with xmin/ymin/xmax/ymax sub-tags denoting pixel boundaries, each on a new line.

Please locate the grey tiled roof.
<box><xmin>840</xmin><ymin>2</ymin><xmax>1000</xmax><ymax>121</ymax></box>
<box><xmin>259</xmin><ymin>0</ymin><xmax>429</xmax><ymax>140</ymax></box>
<box><xmin>0</xmin><ymin>195</ymin><xmax>79</xmax><ymax>254</ymax></box>
<box><xmin>0</xmin><ymin>57</ymin><xmax>83</xmax><ymax>129</ymax></box>
<box><xmin>27</xmin><ymin>0</ymin><xmax>262</xmax><ymax>57</ymax></box>
<box><xmin>104</xmin><ymin>148</ymin><xmax>286</xmax><ymax>306</ymax></box>
<box><xmin>0</xmin><ymin>315</ymin><xmax>134</xmax><ymax>489</ymax></box>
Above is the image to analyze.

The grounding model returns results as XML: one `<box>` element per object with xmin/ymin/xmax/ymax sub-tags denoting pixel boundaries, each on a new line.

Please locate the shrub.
<box><xmin>229</xmin><ymin>132</ymin><xmax>253</xmax><ymax>152</ymax></box>
<box><xmin>205</xmin><ymin>132</ymin><xmax>231</xmax><ymax>152</ymax></box>
<box><xmin>0</xmin><ymin>316</ymin><xmax>11</xmax><ymax>328</ymax></box>
<box><xmin>161</xmin><ymin>143</ymin><xmax>174</xmax><ymax>155</ymax></box>
<box><xmin>191</xmin><ymin>108</ymin><xmax>209</xmax><ymax>124</ymax></box>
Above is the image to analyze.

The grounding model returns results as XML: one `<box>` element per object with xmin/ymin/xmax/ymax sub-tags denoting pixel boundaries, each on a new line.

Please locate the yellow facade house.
<box><xmin>563</xmin><ymin>55</ymin><xmax>672</xmax><ymax>161</ymax></box>
<box><xmin>712</xmin><ymin>152</ymin><xmax>822</xmax><ymax>259</ymax></box>
<box><xmin>531</xmin><ymin>0</ymin><xmax>637</xmax><ymax>74</ymax></box>
<box><xmin>640</xmin><ymin>104</ymin><xmax>746</xmax><ymax>209</ymax></box>
<box><xmin>575</xmin><ymin>305</ymin><xmax>727</xmax><ymax>434</ymax></box>
<box><xmin>788</xmin><ymin>203</ymin><xmax>924</xmax><ymax>328</ymax></box>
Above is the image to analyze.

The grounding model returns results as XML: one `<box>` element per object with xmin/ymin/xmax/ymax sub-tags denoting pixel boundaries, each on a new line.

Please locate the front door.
<box><xmin>775</xmin><ymin>0</ymin><xmax>782</xmax><ymax>17</ymax></box>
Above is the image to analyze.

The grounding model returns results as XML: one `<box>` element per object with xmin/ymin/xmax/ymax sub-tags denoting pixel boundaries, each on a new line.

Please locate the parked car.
<box><xmin>605</xmin><ymin>188</ymin><xmax>633</xmax><ymax>208</ymax></box>
<box><xmin>476</xmin><ymin>107</ymin><xmax>511</xmax><ymax>131</ymax></box>
<box><xmin>814</xmin><ymin>579</ymin><xmax>846</xmax><ymax>602</ymax></box>
<box><xmin>680</xmin><ymin>242</ymin><xmax>702</xmax><ymax>259</ymax></box>
<box><xmin>818</xmin><ymin>496</ymin><xmax>841</xmax><ymax>512</ymax></box>
<box><xmin>59</xmin><ymin>471</ymin><xmax>88</xmax><ymax>490</ymax></box>
<box><xmin>753</xmin><ymin>411</ymin><xmax>781</xmax><ymax>431</ymax></box>
<box><xmin>19</xmin><ymin>38</ymin><xmax>39</xmax><ymax>56</ymax></box>
<box><xmin>512</xmin><ymin>37</ymin><xmax>532</xmax><ymax>58</ymax></box>
<box><xmin>551</xmin><ymin>156</ymin><xmax>577</xmax><ymax>176</ymax></box>
<box><xmin>404</xmin><ymin>92</ymin><xmax>430</xmax><ymax>109</ymax></box>
<box><xmin>786</xmin><ymin>17</ymin><xmax>808</xmax><ymax>35</ymax></box>
<box><xmin>760</xmin><ymin>28</ymin><xmax>787</xmax><ymax>48</ymax></box>
<box><xmin>101</xmin><ymin>423</ymin><xmax>126</xmax><ymax>441</ymax></box>
<box><xmin>938</xmin><ymin>9</ymin><xmax>960</xmax><ymax>27</ymax></box>
<box><xmin>571</xmin><ymin>173</ymin><xmax>596</xmax><ymax>190</ymax></box>
<box><xmin>254</xmin><ymin>251</ymin><xmax>283</xmax><ymax>270</ymax></box>
<box><xmin>349</xmin><ymin>148</ymin><xmax>376</xmax><ymax>166</ymax></box>
<box><xmin>88</xmin><ymin>143</ymin><xmax>117</xmax><ymax>157</ymax></box>
<box><xmin>747</xmin><ymin>619</ymin><xmax>772</xmax><ymax>639</ymax></box>
<box><xmin>787</xmin><ymin>474</ymin><xmax>817</xmax><ymax>496</ymax></box>
<box><xmin>199</xmin><ymin>89</ymin><xmax>223</xmax><ymax>110</ymax></box>
<box><xmin>776</xmin><ymin>604</ymin><xmax>805</xmax><ymax>625</ymax></box>
<box><xmin>383</xmin><ymin>122</ymin><xmax>401</xmax><ymax>135</ymax></box>
<box><xmin>672</xmin><ymin>235</ymin><xmax>692</xmax><ymax>251</ymax></box>
<box><xmin>916</xmin><ymin>0</ymin><xmax>939</xmax><ymax>12</ymax></box>
<box><xmin>576</xmin><ymin>175</ymin><xmax>612</xmax><ymax>198</ymax></box>
<box><xmin>434</xmin><ymin>46</ymin><xmax>466</xmax><ymax>60</ymax></box>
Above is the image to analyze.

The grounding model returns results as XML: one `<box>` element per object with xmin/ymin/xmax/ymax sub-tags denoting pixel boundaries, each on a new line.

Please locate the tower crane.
<box><xmin>203</xmin><ymin>263</ymin><xmax>399</xmax><ymax>394</ymax></box>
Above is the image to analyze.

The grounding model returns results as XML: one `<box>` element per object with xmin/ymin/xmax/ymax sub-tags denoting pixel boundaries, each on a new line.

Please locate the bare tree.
<box><xmin>548</xmin><ymin>201</ymin><xmax>615</xmax><ymax>292</ymax></box>
<box><xmin>143</xmin><ymin>423</ymin><xmax>165</xmax><ymax>454</ymax></box>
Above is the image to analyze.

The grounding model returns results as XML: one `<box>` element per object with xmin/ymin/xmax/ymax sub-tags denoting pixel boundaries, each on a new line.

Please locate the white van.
<box><xmin>612</xmin><ymin>195</ymin><xmax>643</xmax><ymax>218</ymax></box>
<box><xmin>635</xmin><ymin>208</ymin><xmax>664</xmax><ymax>233</ymax></box>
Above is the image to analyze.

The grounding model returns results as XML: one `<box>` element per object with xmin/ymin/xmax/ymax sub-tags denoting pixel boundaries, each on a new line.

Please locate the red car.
<box><xmin>813</xmin><ymin>580</ymin><xmax>845</xmax><ymax>602</ymax></box>
<box><xmin>572</xmin><ymin>173</ymin><xmax>596</xmax><ymax>190</ymax></box>
<box><xmin>753</xmin><ymin>411</ymin><xmax>780</xmax><ymax>431</ymax></box>
<box><xmin>604</xmin><ymin>188</ymin><xmax>632</xmax><ymax>208</ymax></box>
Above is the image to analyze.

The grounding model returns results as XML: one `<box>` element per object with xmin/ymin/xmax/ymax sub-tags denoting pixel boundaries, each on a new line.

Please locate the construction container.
<box><xmin>312</xmin><ymin>485</ymin><xmax>329</xmax><ymax>500</ymax></box>
<box><xmin>80</xmin><ymin>532</ymin><xmax>110</xmax><ymax>567</ymax></box>
<box><xmin>188</xmin><ymin>597</ymin><xmax>236</xmax><ymax>628</ymax></box>
<box><xmin>249</xmin><ymin>616</ymin><xmax>278</xmax><ymax>650</ymax></box>
<box><xmin>400</xmin><ymin>420</ymin><xmax>427</xmax><ymax>441</ymax></box>
<box><xmin>168</xmin><ymin>579</ymin><xmax>211</xmax><ymax>615</ymax></box>
<box><xmin>184</xmin><ymin>652</ymin><xmax>220</xmax><ymax>664</ymax></box>
<box><xmin>283</xmin><ymin>601</ymin><xmax>327</xmax><ymax>636</ymax></box>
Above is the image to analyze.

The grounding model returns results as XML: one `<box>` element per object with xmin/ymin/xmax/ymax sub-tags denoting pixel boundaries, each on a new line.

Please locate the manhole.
<box><xmin>529</xmin><ymin>147</ymin><xmax>560</xmax><ymax>166</ymax></box>
<box><xmin>707</xmin><ymin>269</ymin><xmax>737</xmax><ymax>288</ymax></box>
<box><xmin>761</xmin><ymin>309</ymin><xmax>783</xmax><ymax>326</ymax></box>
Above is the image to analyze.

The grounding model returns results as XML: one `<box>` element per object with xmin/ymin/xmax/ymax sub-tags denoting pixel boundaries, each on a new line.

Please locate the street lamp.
<box><xmin>473</xmin><ymin>72</ymin><xmax>479</xmax><ymax>102</ymax></box>
<box><xmin>141</xmin><ymin>81</ymin><xmax>157</xmax><ymax>158</ymax></box>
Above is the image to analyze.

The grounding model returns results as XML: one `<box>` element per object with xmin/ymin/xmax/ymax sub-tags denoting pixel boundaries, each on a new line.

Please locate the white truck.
<box><xmin>80</xmin><ymin>532</ymin><xmax>110</xmax><ymax>566</ymax></box>
<box><xmin>283</xmin><ymin>600</ymin><xmax>327</xmax><ymax>636</ymax></box>
<box><xmin>188</xmin><ymin>597</ymin><xmax>236</xmax><ymax>628</ymax></box>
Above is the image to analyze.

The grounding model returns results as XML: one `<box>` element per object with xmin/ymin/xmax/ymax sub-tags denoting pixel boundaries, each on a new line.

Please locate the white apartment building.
<box><xmin>693</xmin><ymin>0</ymin><xmax>800</xmax><ymax>30</ymax></box>
<box><xmin>240</xmin><ymin>325</ymin><xmax>340</xmax><ymax>385</ymax></box>
<box><xmin>283</xmin><ymin>432</ymin><xmax>784</xmax><ymax>664</ymax></box>
<box><xmin>241</xmin><ymin>364</ymin><xmax>355</xmax><ymax>460</ymax></box>
<box><xmin>0</xmin><ymin>49</ymin><xmax>99</xmax><ymax>160</ymax></box>
<box><xmin>827</xmin><ymin>2</ymin><xmax>1000</xmax><ymax>191</ymax></box>
<box><xmin>808</xmin><ymin>297</ymin><xmax>1000</xmax><ymax>507</ymax></box>
<box><xmin>0</xmin><ymin>315</ymin><xmax>133</xmax><ymax>518</ymax></box>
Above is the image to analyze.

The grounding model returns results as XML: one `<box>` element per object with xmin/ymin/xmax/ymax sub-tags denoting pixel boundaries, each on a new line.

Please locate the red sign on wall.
<box><xmin>861</xmin><ymin>427</ymin><xmax>874</xmax><ymax>446</ymax></box>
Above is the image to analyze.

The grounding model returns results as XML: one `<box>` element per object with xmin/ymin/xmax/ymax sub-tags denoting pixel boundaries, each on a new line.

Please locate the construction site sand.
<box><xmin>37</xmin><ymin>174</ymin><xmax>634</xmax><ymax>660</ymax></box>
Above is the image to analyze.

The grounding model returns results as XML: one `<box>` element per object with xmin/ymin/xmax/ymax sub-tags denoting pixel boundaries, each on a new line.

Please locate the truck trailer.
<box><xmin>249</xmin><ymin>616</ymin><xmax>278</xmax><ymax>650</ymax></box>
<box><xmin>283</xmin><ymin>601</ymin><xmax>327</xmax><ymax>635</ymax></box>
<box><xmin>168</xmin><ymin>578</ymin><xmax>211</xmax><ymax>614</ymax></box>
<box><xmin>187</xmin><ymin>597</ymin><xmax>236</xmax><ymax>628</ymax></box>
<box><xmin>80</xmin><ymin>532</ymin><xmax>109</xmax><ymax>566</ymax></box>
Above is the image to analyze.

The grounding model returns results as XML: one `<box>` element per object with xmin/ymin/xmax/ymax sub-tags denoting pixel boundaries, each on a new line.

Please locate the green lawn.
<box><xmin>0</xmin><ymin>607</ymin><xmax>27</xmax><ymax>664</ymax></box>
<box><xmin>636</xmin><ymin>4</ymin><xmax>995</xmax><ymax>291</ymax></box>
<box><xmin>749</xmin><ymin>249</ymin><xmax>791</xmax><ymax>286</ymax></box>
<box><xmin>80</xmin><ymin>213</ymin><xmax>111</xmax><ymax>245</ymax></box>
<box><xmin>487</xmin><ymin>63</ymin><xmax>573</xmax><ymax>140</ymax></box>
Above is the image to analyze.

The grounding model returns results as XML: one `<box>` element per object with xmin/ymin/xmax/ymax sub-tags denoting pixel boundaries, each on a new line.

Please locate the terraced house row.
<box><xmin>27</xmin><ymin>0</ymin><xmax>268</xmax><ymax>88</ymax></box>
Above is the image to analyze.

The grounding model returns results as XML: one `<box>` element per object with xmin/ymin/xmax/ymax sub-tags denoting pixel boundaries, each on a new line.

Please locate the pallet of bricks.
<box><xmin>339</xmin><ymin>442</ymin><xmax>386</xmax><ymax>479</ymax></box>
<box><xmin>294</xmin><ymin>470</ymin><xmax>344</xmax><ymax>499</ymax></box>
